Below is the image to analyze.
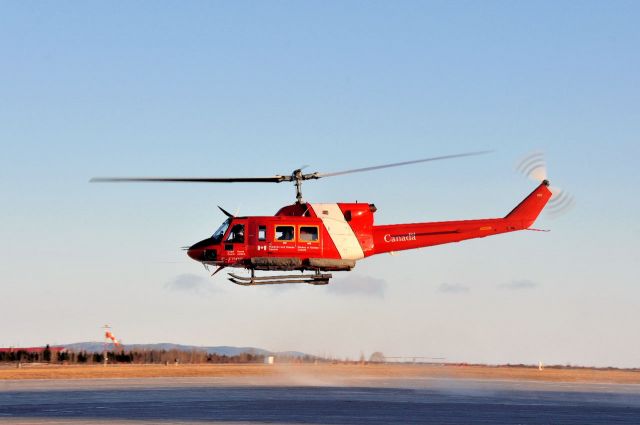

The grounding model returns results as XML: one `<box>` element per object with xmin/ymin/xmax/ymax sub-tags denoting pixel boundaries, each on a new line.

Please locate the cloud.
<box><xmin>438</xmin><ymin>283</ymin><xmax>470</xmax><ymax>294</ymax></box>
<box><xmin>165</xmin><ymin>273</ymin><xmax>221</xmax><ymax>294</ymax></box>
<box><xmin>327</xmin><ymin>275</ymin><xmax>387</xmax><ymax>298</ymax></box>
<box><xmin>498</xmin><ymin>279</ymin><xmax>539</xmax><ymax>290</ymax></box>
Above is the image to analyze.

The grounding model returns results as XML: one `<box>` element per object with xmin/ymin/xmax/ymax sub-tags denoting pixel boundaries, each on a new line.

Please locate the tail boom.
<box><xmin>369</xmin><ymin>181</ymin><xmax>552</xmax><ymax>255</ymax></box>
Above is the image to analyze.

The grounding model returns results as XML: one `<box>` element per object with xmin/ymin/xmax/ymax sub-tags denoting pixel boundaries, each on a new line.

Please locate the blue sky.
<box><xmin>1</xmin><ymin>1</ymin><xmax>639</xmax><ymax>367</ymax></box>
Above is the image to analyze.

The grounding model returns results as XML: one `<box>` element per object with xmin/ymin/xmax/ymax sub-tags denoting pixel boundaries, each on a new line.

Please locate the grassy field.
<box><xmin>1</xmin><ymin>363</ymin><xmax>639</xmax><ymax>384</ymax></box>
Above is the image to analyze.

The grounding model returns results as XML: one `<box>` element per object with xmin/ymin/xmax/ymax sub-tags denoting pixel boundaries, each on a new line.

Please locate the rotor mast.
<box><xmin>291</xmin><ymin>169</ymin><xmax>319</xmax><ymax>204</ymax></box>
<box><xmin>293</xmin><ymin>170</ymin><xmax>303</xmax><ymax>204</ymax></box>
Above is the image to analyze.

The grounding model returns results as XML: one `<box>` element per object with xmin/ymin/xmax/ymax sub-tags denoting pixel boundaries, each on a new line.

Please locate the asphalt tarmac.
<box><xmin>1</xmin><ymin>376</ymin><xmax>639</xmax><ymax>424</ymax></box>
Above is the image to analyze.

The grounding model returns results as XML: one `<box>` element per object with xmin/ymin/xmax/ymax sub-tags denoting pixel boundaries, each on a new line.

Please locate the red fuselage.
<box><xmin>188</xmin><ymin>181</ymin><xmax>552</xmax><ymax>272</ymax></box>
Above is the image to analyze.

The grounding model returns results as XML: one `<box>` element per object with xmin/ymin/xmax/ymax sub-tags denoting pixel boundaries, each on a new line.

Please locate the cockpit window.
<box><xmin>225</xmin><ymin>224</ymin><xmax>245</xmax><ymax>243</ymax></box>
<box><xmin>211</xmin><ymin>219</ymin><xmax>230</xmax><ymax>243</ymax></box>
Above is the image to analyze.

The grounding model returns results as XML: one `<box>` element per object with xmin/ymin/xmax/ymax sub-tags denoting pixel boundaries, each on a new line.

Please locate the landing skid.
<box><xmin>228</xmin><ymin>271</ymin><xmax>332</xmax><ymax>286</ymax></box>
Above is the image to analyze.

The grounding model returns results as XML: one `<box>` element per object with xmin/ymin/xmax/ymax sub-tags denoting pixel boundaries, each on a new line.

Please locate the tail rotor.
<box><xmin>516</xmin><ymin>152</ymin><xmax>574</xmax><ymax>217</ymax></box>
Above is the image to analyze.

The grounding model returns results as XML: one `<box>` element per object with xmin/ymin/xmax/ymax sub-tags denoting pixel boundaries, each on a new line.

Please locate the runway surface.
<box><xmin>1</xmin><ymin>376</ymin><xmax>639</xmax><ymax>424</ymax></box>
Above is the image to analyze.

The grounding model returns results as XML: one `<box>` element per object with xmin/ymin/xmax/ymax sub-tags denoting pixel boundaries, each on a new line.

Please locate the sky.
<box><xmin>1</xmin><ymin>1</ymin><xmax>639</xmax><ymax>367</ymax></box>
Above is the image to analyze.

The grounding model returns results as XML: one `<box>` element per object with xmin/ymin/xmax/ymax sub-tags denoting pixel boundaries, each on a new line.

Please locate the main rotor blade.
<box><xmin>90</xmin><ymin>176</ymin><xmax>287</xmax><ymax>183</ymax></box>
<box><xmin>316</xmin><ymin>151</ymin><xmax>492</xmax><ymax>178</ymax></box>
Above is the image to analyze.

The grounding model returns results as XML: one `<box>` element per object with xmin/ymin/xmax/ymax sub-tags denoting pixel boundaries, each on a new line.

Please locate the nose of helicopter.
<box><xmin>187</xmin><ymin>247</ymin><xmax>203</xmax><ymax>262</ymax></box>
<box><xmin>187</xmin><ymin>237</ymin><xmax>214</xmax><ymax>262</ymax></box>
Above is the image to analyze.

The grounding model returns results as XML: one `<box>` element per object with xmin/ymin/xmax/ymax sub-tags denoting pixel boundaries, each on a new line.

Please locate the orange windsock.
<box><xmin>105</xmin><ymin>331</ymin><xmax>120</xmax><ymax>346</ymax></box>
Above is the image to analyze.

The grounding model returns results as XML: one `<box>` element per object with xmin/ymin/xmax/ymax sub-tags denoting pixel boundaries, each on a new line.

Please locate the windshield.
<box><xmin>211</xmin><ymin>219</ymin><xmax>231</xmax><ymax>243</ymax></box>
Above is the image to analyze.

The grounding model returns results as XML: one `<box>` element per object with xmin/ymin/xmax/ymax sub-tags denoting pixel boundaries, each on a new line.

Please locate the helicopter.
<box><xmin>91</xmin><ymin>151</ymin><xmax>552</xmax><ymax>285</ymax></box>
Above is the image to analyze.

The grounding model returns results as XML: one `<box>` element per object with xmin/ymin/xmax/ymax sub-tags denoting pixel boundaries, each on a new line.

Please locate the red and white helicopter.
<box><xmin>92</xmin><ymin>152</ymin><xmax>553</xmax><ymax>285</ymax></box>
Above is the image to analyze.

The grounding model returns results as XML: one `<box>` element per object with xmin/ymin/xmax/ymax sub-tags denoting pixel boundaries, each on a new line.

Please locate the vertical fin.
<box><xmin>505</xmin><ymin>180</ymin><xmax>553</xmax><ymax>228</ymax></box>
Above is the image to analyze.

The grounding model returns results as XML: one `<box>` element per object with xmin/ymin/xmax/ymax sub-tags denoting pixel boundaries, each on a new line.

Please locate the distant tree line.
<box><xmin>0</xmin><ymin>344</ymin><xmax>55</xmax><ymax>363</ymax></box>
<box><xmin>0</xmin><ymin>345</ymin><xmax>320</xmax><ymax>365</ymax></box>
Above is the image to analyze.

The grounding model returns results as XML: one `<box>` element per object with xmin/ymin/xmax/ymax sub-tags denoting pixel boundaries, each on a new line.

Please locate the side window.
<box><xmin>258</xmin><ymin>225</ymin><xmax>266</xmax><ymax>241</ymax></box>
<box><xmin>275</xmin><ymin>225</ymin><xmax>294</xmax><ymax>241</ymax></box>
<box><xmin>299</xmin><ymin>226</ymin><xmax>319</xmax><ymax>242</ymax></box>
<box><xmin>225</xmin><ymin>224</ymin><xmax>245</xmax><ymax>243</ymax></box>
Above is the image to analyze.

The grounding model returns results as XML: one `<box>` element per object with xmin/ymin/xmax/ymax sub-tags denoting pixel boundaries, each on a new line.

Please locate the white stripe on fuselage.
<box><xmin>310</xmin><ymin>203</ymin><xmax>364</xmax><ymax>260</ymax></box>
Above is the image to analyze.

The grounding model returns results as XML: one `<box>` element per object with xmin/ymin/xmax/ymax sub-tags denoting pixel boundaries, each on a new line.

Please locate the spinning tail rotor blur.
<box><xmin>516</xmin><ymin>152</ymin><xmax>575</xmax><ymax>217</ymax></box>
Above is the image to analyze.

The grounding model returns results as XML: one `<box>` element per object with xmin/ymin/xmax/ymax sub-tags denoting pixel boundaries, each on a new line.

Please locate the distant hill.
<box><xmin>62</xmin><ymin>342</ymin><xmax>309</xmax><ymax>358</ymax></box>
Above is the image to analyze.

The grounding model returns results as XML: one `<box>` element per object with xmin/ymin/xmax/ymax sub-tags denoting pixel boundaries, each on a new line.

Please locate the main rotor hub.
<box><xmin>289</xmin><ymin>169</ymin><xmax>320</xmax><ymax>204</ymax></box>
